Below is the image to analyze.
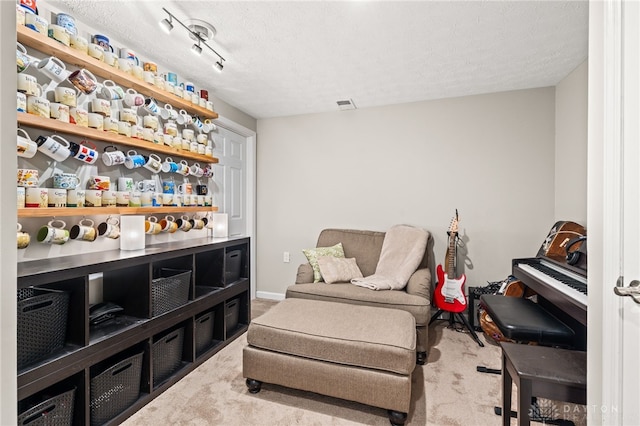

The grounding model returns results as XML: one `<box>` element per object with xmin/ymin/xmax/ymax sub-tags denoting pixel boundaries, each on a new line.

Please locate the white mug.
<box><xmin>35</xmin><ymin>134</ymin><xmax>71</xmax><ymax>162</ymax></box>
<box><xmin>17</xmin><ymin>73</ymin><xmax>39</xmax><ymax>96</ymax></box>
<box><xmin>87</xmin><ymin>43</ymin><xmax>105</xmax><ymax>61</ymax></box>
<box><xmin>50</xmin><ymin>103</ymin><xmax>70</xmax><ymax>123</ymax></box>
<box><xmin>26</xmin><ymin>94</ymin><xmax>50</xmax><ymax>118</ymax></box>
<box><xmin>35</xmin><ymin>56</ymin><xmax>68</xmax><ymax>83</ymax></box>
<box><xmin>67</xmin><ymin>189</ymin><xmax>85</xmax><ymax>207</ymax></box>
<box><xmin>102</xmin><ymin>145</ymin><xmax>126</xmax><ymax>166</ymax></box>
<box><xmin>123</xmin><ymin>88</ymin><xmax>145</xmax><ymax>107</ymax></box>
<box><xmin>47</xmin><ymin>188</ymin><xmax>67</xmax><ymax>207</ymax></box>
<box><xmin>17</xmin><ymin>129</ymin><xmax>38</xmax><ymax>158</ymax></box>
<box><xmin>143</xmin><ymin>153</ymin><xmax>163</xmax><ymax>174</ymax></box>
<box><xmin>54</xmin><ymin>86</ymin><xmax>80</xmax><ymax>107</ymax></box>
<box><xmin>87</xmin><ymin>112</ymin><xmax>104</xmax><ymax>130</ymax></box>
<box><xmin>70</xmin><ymin>218</ymin><xmax>97</xmax><ymax>241</ymax></box>
<box><xmin>90</xmin><ymin>98</ymin><xmax>112</xmax><ymax>116</ymax></box>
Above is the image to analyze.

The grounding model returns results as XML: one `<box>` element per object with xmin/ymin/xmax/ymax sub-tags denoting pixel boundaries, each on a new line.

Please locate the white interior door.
<box><xmin>598</xmin><ymin>1</ymin><xmax>640</xmax><ymax>423</ymax></box>
<box><xmin>211</xmin><ymin>126</ymin><xmax>247</xmax><ymax>237</ymax></box>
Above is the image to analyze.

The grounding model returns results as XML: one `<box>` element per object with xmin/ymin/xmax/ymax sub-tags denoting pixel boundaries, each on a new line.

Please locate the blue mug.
<box><xmin>162</xmin><ymin>180</ymin><xmax>175</xmax><ymax>194</ymax></box>
<box><xmin>161</xmin><ymin>157</ymin><xmax>179</xmax><ymax>173</ymax></box>
<box><xmin>124</xmin><ymin>150</ymin><xmax>145</xmax><ymax>169</ymax></box>
<box><xmin>92</xmin><ymin>34</ymin><xmax>112</xmax><ymax>52</ymax></box>
<box><xmin>56</xmin><ymin>13</ymin><xmax>77</xmax><ymax>35</ymax></box>
<box><xmin>165</xmin><ymin>72</ymin><xmax>178</xmax><ymax>85</ymax></box>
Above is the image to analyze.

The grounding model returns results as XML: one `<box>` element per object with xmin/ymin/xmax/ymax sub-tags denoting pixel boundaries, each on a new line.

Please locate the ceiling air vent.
<box><xmin>336</xmin><ymin>99</ymin><xmax>357</xmax><ymax>111</ymax></box>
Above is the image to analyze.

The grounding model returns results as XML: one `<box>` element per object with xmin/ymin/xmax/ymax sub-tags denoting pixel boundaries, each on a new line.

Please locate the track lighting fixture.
<box><xmin>160</xmin><ymin>8</ymin><xmax>226</xmax><ymax>70</ymax></box>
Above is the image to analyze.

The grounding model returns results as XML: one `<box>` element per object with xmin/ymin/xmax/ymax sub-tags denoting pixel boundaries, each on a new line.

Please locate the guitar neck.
<box><xmin>446</xmin><ymin>232</ymin><xmax>457</xmax><ymax>277</ymax></box>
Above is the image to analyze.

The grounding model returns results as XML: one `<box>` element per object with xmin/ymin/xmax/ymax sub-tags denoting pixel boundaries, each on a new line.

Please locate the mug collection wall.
<box><xmin>16</xmin><ymin>3</ymin><xmax>222</xmax><ymax>260</ymax></box>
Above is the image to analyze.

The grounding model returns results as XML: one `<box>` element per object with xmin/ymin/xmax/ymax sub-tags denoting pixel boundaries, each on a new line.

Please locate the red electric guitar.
<box><xmin>433</xmin><ymin>211</ymin><xmax>468</xmax><ymax>313</ymax></box>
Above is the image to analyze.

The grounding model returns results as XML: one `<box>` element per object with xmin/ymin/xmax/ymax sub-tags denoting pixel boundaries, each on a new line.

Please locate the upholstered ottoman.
<box><xmin>243</xmin><ymin>298</ymin><xmax>416</xmax><ymax>426</ymax></box>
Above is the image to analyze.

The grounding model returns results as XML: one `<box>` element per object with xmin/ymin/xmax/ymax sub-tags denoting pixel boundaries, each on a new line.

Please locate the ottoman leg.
<box><xmin>416</xmin><ymin>351</ymin><xmax>427</xmax><ymax>365</ymax></box>
<box><xmin>246</xmin><ymin>378</ymin><xmax>262</xmax><ymax>394</ymax></box>
<box><xmin>388</xmin><ymin>410</ymin><xmax>407</xmax><ymax>426</ymax></box>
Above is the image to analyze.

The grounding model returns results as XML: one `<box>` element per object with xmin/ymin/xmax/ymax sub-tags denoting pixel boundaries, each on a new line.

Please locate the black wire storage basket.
<box><xmin>151</xmin><ymin>269</ymin><xmax>191</xmax><ymax>317</ymax></box>
<box><xmin>152</xmin><ymin>327</ymin><xmax>185</xmax><ymax>386</ymax></box>
<box><xmin>17</xmin><ymin>287</ymin><xmax>70</xmax><ymax>370</ymax></box>
<box><xmin>89</xmin><ymin>352</ymin><xmax>143</xmax><ymax>425</ymax></box>
<box><xmin>195</xmin><ymin>311</ymin><xmax>214</xmax><ymax>356</ymax></box>
<box><xmin>18</xmin><ymin>388</ymin><xmax>75</xmax><ymax>426</ymax></box>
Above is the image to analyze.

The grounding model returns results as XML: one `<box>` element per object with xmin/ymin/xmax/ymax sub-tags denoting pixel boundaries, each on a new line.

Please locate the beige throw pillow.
<box><xmin>302</xmin><ymin>243</ymin><xmax>345</xmax><ymax>283</ymax></box>
<box><xmin>317</xmin><ymin>256</ymin><xmax>363</xmax><ymax>284</ymax></box>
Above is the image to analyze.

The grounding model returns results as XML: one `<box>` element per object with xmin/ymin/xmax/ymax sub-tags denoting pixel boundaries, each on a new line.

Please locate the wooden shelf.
<box><xmin>18</xmin><ymin>26</ymin><xmax>219</xmax><ymax>121</ymax></box>
<box><xmin>18</xmin><ymin>113</ymin><xmax>218</xmax><ymax>164</ymax></box>
<box><xmin>18</xmin><ymin>206</ymin><xmax>218</xmax><ymax>218</ymax></box>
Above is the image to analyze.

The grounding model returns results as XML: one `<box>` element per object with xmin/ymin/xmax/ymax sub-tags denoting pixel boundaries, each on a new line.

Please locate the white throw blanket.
<box><xmin>351</xmin><ymin>224</ymin><xmax>428</xmax><ymax>291</ymax></box>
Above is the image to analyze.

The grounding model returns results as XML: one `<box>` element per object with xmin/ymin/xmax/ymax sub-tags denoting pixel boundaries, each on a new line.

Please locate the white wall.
<box><xmin>555</xmin><ymin>60</ymin><xmax>588</xmax><ymax>224</ymax></box>
<box><xmin>256</xmin><ymin>88</ymin><xmax>557</xmax><ymax>297</ymax></box>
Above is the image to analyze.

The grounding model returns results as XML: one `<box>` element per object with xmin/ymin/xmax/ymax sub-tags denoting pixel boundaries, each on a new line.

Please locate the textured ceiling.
<box><xmin>47</xmin><ymin>1</ymin><xmax>589</xmax><ymax>119</ymax></box>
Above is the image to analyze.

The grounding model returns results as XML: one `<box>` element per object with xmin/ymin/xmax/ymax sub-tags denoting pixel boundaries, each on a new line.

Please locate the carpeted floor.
<box><xmin>122</xmin><ymin>299</ymin><xmax>586</xmax><ymax>426</ymax></box>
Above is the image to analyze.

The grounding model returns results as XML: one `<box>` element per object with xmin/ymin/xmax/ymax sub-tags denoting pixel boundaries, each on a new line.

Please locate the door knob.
<box><xmin>614</xmin><ymin>279</ymin><xmax>640</xmax><ymax>304</ymax></box>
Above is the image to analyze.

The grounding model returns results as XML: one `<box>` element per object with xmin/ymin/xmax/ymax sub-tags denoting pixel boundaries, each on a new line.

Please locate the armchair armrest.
<box><xmin>295</xmin><ymin>263</ymin><xmax>314</xmax><ymax>284</ymax></box>
<box><xmin>406</xmin><ymin>268</ymin><xmax>431</xmax><ymax>300</ymax></box>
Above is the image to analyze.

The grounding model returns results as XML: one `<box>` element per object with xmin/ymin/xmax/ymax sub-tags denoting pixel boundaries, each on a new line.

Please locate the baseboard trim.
<box><xmin>255</xmin><ymin>291</ymin><xmax>285</xmax><ymax>301</ymax></box>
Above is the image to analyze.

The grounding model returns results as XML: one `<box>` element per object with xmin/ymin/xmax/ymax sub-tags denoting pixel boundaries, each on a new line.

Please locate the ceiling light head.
<box><xmin>214</xmin><ymin>61</ymin><xmax>224</xmax><ymax>72</ymax></box>
<box><xmin>160</xmin><ymin>17</ymin><xmax>173</xmax><ymax>34</ymax></box>
<box><xmin>191</xmin><ymin>43</ymin><xmax>202</xmax><ymax>56</ymax></box>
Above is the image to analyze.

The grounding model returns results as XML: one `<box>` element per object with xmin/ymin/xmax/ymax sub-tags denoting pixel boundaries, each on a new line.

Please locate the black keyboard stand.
<box><xmin>429</xmin><ymin>308</ymin><xmax>484</xmax><ymax>347</ymax></box>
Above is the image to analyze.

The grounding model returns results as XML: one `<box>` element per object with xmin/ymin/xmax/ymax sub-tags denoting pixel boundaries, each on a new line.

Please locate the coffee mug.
<box><xmin>99</xmin><ymin>80</ymin><xmax>125</xmax><ymax>100</ymax></box>
<box><xmin>129</xmin><ymin>191</ymin><xmax>142</xmax><ymax>207</ymax></box>
<box><xmin>56</xmin><ymin>13</ymin><xmax>77</xmax><ymax>35</ymax></box>
<box><xmin>144</xmin><ymin>97</ymin><xmax>160</xmax><ymax>115</ymax></box>
<box><xmin>176</xmin><ymin>160</ymin><xmax>191</xmax><ymax>176</ymax></box>
<box><xmin>47</xmin><ymin>188</ymin><xmax>67</xmax><ymax>207</ymax></box>
<box><xmin>25</xmin><ymin>187</ymin><xmax>47</xmax><ymax>208</ymax></box>
<box><xmin>101</xmin><ymin>190</ymin><xmax>117</xmax><ymax>207</ymax></box>
<box><xmin>88</xmin><ymin>175</ymin><xmax>110</xmax><ymax>191</ymax></box>
<box><xmin>25</xmin><ymin>13</ymin><xmax>48</xmax><ymax>35</ymax></box>
<box><xmin>68</xmin><ymin>69</ymin><xmax>98</xmax><ymax>94</ymax></box>
<box><xmin>17</xmin><ymin>73</ymin><xmax>39</xmax><ymax>96</ymax></box>
<box><xmin>204</xmin><ymin>194</ymin><xmax>213</xmax><ymax>206</ymax></box>
<box><xmin>103</xmin><ymin>51</ymin><xmax>118</xmax><ymax>67</ymax></box>
<box><xmin>17</xmin><ymin>42</ymin><xmax>31</xmax><ymax>73</ymax></box>
<box><xmin>160</xmin><ymin>104</ymin><xmax>179</xmax><ymax>121</ymax></box>
<box><xmin>85</xmin><ymin>189</ymin><xmax>102</xmax><ymax>207</ymax></box>
<box><xmin>143</xmin><ymin>153</ymin><xmax>163</xmax><ymax>174</ymax></box>
<box><xmin>176</xmin><ymin>215</ymin><xmax>193</xmax><ymax>232</ymax></box>
<box><xmin>124</xmin><ymin>150</ymin><xmax>146</xmax><ymax>169</ymax></box>
<box><xmin>115</xmin><ymin>191</ymin><xmax>130</xmax><ymax>207</ymax></box>
<box><xmin>136</xmin><ymin>179</ymin><xmax>156</xmax><ymax>193</ymax></box>
<box><xmin>67</xmin><ymin>188</ymin><xmax>85</xmax><ymax>207</ymax></box>
<box><xmin>87</xmin><ymin>43</ymin><xmax>105</xmax><ymax>61</ymax></box>
<box><xmin>52</xmin><ymin>75</ymin><xmax>76</xmax><ymax>102</ymax></box>
<box><xmin>17</xmin><ymin>223</ymin><xmax>30</xmax><ymax>249</ymax></box>
<box><xmin>162</xmin><ymin>158</ymin><xmax>179</xmax><ymax>173</ymax></box>
<box><xmin>119</xmin><ymin>108</ymin><xmax>136</xmax><ymax>124</ymax></box>
<box><xmin>92</xmin><ymin>34</ymin><xmax>110</xmax><ymax>49</ymax></box>
<box><xmin>117</xmin><ymin>58</ymin><xmax>133</xmax><ymax>74</ymax></box>
<box><xmin>131</xmin><ymin>65</ymin><xmax>144</xmax><ymax>80</ymax></box>
<box><xmin>70</xmin><ymin>140</ymin><xmax>99</xmax><ymax>164</ymax></box>
<box><xmin>48</xmin><ymin>24</ymin><xmax>70</xmax><ymax>47</ymax></box>
<box><xmin>36</xmin><ymin>56</ymin><xmax>68</xmax><ymax>84</ymax></box>
<box><xmin>17</xmin><ymin>91</ymin><xmax>27</xmax><ymax>112</ymax></box>
<box><xmin>140</xmin><ymin>191</ymin><xmax>153</xmax><ymax>207</ymax></box>
<box><xmin>53</xmin><ymin>173</ymin><xmax>80</xmax><ymax>189</ymax></box>
<box><xmin>103</xmin><ymin>117</ymin><xmax>119</xmax><ymax>133</ymax></box>
<box><xmin>50</xmin><ymin>102</ymin><xmax>70</xmax><ymax>123</ymax></box>
<box><xmin>117</xmin><ymin>121</ymin><xmax>132</xmax><ymax>137</ymax></box>
<box><xmin>143</xmin><ymin>114</ymin><xmax>159</xmax><ymax>130</ymax></box>
<box><xmin>118</xmin><ymin>177</ymin><xmax>134</xmax><ymax>192</ymax></box>
<box><xmin>176</xmin><ymin>109</ymin><xmax>193</xmax><ymax>125</ymax></box>
<box><xmin>142</xmin><ymin>128</ymin><xmax>155</xmax><ymax>142</ymax></box>
<box><xmin>70</xmin><ymin>218</ymin><xmax>97</xmax><ymax>241</ymax></box>
<box><xmin>174</xmin><ymin>85</ymin><xmax>184</xmax><ymax>99</ymax></box>
<box><xmin>190</xmin><ymin>216</ymin><xmax>208</xmax><ymax>230</ymax></box>
<box><xmin>182</xmin><ymin>128</ymin><xmax>195</xmax><ymax>141</ymax></box>
<box><xmin>70</xmin><ymin>34</ymin><xmax>88</xmax><ymax>54</ymax></box>
<box><xmin>69</xmin><ymin>107</ymin><xmax>89</xmax><ymax>127</ymax></box>
<box><xmin>203</xmin><ymin>165</ymin><xmax>215</xmax><ymax>178</ymax></box>
<box><xmin>26</xmin><ymin>94</ymin><xmax>50</xmax><ymax>118</ymax></box>
<box><xmin>16</xmin><ymin>4</ymin><xmax>26</xmax><ymax>26</ymax></box>
<box><xmin>178</xmin><ymin>182</ymin><xmax>193</xmax><ymax>195</ymax></box>
<box><xmin>159</xmin><ymin>215</ymin><xmax>178</xmax><ymax>233</ymax></box>
<box><xmin>37</xmin><ymin>219</ymin><xmax>69</xmax><ymax>245</ymax></box>
<box><xmin>123</xmin><ymin>88</ymin><xmax>145</xmax><ymax>108</ymax></box>
<box><xmin>172</xmin><ymin>194</ymin><xmax>182</xmax><ymax>207</ymax></box>
<box><xmin>36</xmin><ymin>134</ymin><xmax>71</xmax><ymax>162</ymax></box>
<box><xmin>17</xmin><ymin>129</ymin><xmax>38</xmax><ymax>158</ymax></box>
<box><xmin>17</xmin><ymin>168</ymin><xmax>39</xmax><ymax>187</ymax></box>
<box><xmin>160</xmin><ymin>192</ymin><xmax>174</xmax><ymax>206</ymax></box>
<box><xmin>190</xmin><ymin>163</ymin><xmax>205</xmax><ymax>178</ymax></box>
<box><xmin>102</xmin><ymin>145</ymin><xmax>126</xmax><ymax>166</ymax></box>
<box><xmin>98</xmin><ymin>217</ymin><xmax>120</xmax><ymax>239</ymax></box>
<box><xmin>90</xmin><ymin>97</ymin><xmax>111</xmax><ymax>116</ymax></box>
<box><xmin>154</xmin><ymin>76</ymin><xmax>165</xmax><ymax>90</ymax></box>
<box><xmin>87</xmin><ymin>112</ymin><xmax>104</xmax><ymax>130</ymax></box>
<box><xmin>143</xmin><ymin>71</ymin><xmax>155</xmax><ymax>84</ymax></box>
<box><xmin>196</xmin><ymin>184</ymin><xmax>208</xmax><ymax>195</ymax></box>
<box><xmin>162</xmin><ymin>178</ymin><xmax>175</xmax><ymax>194</ymax></box>
<box><xmin>145</xmin><ymin>216</ymin><xmax>162</xmax><ymax>234</ymax></box>
<box><xmin>163</xmin><ymin>121</ymin><xmax>178</xmax><ymax>137</ymax></box>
